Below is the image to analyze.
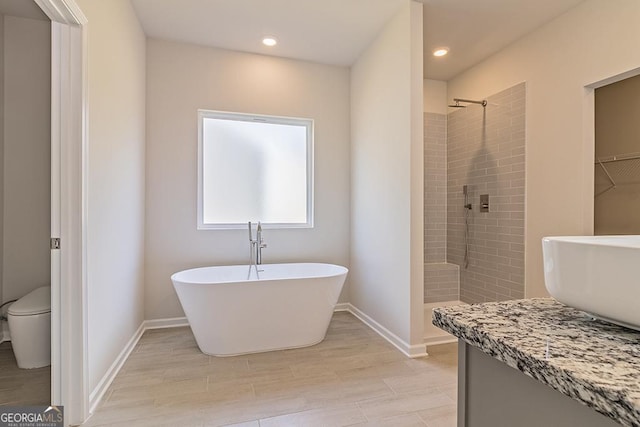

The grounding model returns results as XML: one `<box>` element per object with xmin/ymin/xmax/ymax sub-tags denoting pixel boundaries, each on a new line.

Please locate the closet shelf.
<box><xmin>594</xmin><ymin>152</ymin><xmax>640</xmax><ymax>197</ymax></box>
<box><xmin>595</xmin><ymin>152</ymin><xmax>640</xmax><ymax>164</ymax></box>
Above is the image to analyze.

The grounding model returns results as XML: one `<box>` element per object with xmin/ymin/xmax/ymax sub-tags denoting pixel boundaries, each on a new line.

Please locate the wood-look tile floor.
<box><xmin>0</xmin><ymin>341</ymin><xmax>51</xmax><ymax>406</ymax></box>
<box><xmin>83</xmin><ymin>312</ymin><xmax>457</xmax><ymax>427</ymax></box>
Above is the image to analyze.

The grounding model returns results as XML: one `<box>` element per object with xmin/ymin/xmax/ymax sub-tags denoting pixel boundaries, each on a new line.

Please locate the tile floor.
<box><xmin>83</xmin><ymin>312</ymin><xmax>457</xmax><ymax>427</ymax></box>
<box><xmin>0</xmin><ymin>341</ymin><xmax>51</xmax><ymax>406</ymax></box>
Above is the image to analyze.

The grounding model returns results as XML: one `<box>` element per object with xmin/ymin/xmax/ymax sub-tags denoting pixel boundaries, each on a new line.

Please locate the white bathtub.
<box><xmin>171</xmin><ymin>263</ymin><xmax>348</xmax><ymax>356</ymax></box>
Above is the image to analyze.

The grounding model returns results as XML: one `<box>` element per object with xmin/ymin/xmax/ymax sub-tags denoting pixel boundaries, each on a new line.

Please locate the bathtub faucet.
<box><xmin>248</xmin><ymin>222</ymin><xmax>267</xmax><ymax>275</ymax></box>
<box><xmin>256</xmin><ymin>222</ymin><xmax>267</xmax><ymax>265</ymax></box>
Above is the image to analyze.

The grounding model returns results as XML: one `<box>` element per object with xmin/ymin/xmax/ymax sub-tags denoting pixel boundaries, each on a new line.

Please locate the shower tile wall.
<box><xmin>447</xmin><ymin>83</ymin><xmax>526</xmax><ymax>304</ymax></box>
<box><xmin>424</xmin><ymin>113</ymin><xmax>447</xmax><ymax>263</ymax></box>
<box><xmin>424</xmin><ymin>263</ymin><xmax>459</xmax><ymax>302</ymax></box>
<box><xmin>424</xmin><ymin>112</ymin><xmax>458</xmax><ymax>303</ymax></box>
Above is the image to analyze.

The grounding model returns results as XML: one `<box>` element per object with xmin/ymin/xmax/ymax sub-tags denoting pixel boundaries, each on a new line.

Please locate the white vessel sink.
<box><xmin>542</xmin><ymin>235</ymin><xmax>640</xmax><ymax>331</ymax></box>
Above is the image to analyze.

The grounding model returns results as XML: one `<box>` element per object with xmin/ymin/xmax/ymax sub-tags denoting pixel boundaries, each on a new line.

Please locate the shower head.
<box><xmin>449</xmin><ymin>98</ymin><xmax>487</xmax><ymax>108</ymax></box>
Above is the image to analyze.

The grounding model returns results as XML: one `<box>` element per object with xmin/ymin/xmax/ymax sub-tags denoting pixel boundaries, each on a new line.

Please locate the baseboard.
<box><xmin>333</xmin><ymin>303</ymin><xmax>350</xmax><ymax>312</ymax></box>
<box><xmin>144</xmin><ymin>316</ymin><xmax>189</xmax><ymax>330</ymax></box>
<box><xmin>88</xmin><ymin>322</ymin><xmax>145</xmax><ymax>413</ymax></box>
<box><xmin>345</xmin><ymin>303</ymin><xmax>428</xmax><ymax>358</ymax></box>
<box><xmin>425</xmin><ymin>335</ymin><xmax>458</xmax><ymax>346</ymax></box>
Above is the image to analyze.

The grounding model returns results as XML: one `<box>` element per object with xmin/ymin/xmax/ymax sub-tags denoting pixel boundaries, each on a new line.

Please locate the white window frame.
<box><xmin>197</xmin><ymin>109</ymin><xmax>314</xmax><ymax>230</ymax></box>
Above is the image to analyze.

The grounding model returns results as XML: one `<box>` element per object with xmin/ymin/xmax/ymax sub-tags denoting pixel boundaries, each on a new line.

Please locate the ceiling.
<box><xmin>131</xmin><ymin>0</ymin><xmax>406</xmax><ymax>67</ymax></box>
<box><xmin>131</xmin><ymin>0</ymin><xmax>586</xmax><ymax>82</ymax></box>
<box><xmin>423</xmin><ymin>0</ymin><xmax>585</xmax><ymax>80</ymax></box>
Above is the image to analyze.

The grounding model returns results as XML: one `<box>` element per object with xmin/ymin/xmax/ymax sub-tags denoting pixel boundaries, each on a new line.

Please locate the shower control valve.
<box><xmin>480</xmin><ymin>194</ymin><xmax>490</xmax><ymax>212</ymax></box>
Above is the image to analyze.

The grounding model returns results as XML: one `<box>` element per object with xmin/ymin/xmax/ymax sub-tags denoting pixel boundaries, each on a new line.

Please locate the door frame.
<box><xmin>33</xmin><ymin>0</ymin><xmax>88</xmax><ymax>425</ymax></box>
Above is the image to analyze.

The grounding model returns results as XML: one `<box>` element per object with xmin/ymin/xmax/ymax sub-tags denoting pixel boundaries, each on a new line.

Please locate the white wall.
<box><xmin>145</xmin><ymin>39</ymin><xmax>351</xmax><ymax>320</ymax></box>
<box><xmin>447</xmin><ymin>0</ymin><xmax>640</xmax><ymax>297</ymax></box>
<box><xmin>424</xmin><ymin>79</ymin><xmax>447</xmax><ymax>114</ymax></box>
<box><xmin>409</xmin><ymin>2</ymin><xmax>424</xmax><ymax>345</ymax></box>
<box><xmin>2</xmin><ymin>15</ymin><xmax>50</xmax><ymax>302</ymax></box>
<box><xmin>350</xmin><ymin>0</ymin><xmax>424</xmax><ymax>352</ymax></box>
<box><xmin>75</xmin><ymin>0</ymin><xmax>146</xmax><ymax>393</ymax></box>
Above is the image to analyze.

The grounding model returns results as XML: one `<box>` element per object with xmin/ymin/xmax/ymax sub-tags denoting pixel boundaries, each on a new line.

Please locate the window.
<box><xmin>197</xmin><ymin>110</ymin><xmax>314</xmax><ymax>229</ymax></box>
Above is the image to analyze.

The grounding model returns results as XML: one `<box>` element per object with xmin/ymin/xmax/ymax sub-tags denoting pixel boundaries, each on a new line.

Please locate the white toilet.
<box><xmin>7</xmin><ymin>286</ymin><xmax>51</xmax><ymax>369</ymax></box>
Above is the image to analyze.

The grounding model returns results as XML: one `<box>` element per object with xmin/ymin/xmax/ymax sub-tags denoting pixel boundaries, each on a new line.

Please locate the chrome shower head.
<box><xmin>449</xmin><ymin>98</ymin><xmax>487</xmax><ymax>108</ymax></box>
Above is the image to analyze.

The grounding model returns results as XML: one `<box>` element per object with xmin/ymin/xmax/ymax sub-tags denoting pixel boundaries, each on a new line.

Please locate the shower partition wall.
<box><xmin>423</xmin><ymin>82</ymin><xmax>526</xmax><ymax>344</ymax></box>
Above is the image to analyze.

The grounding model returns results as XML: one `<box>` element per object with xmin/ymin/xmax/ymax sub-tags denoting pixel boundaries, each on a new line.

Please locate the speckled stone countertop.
<box><xmin>433</xmin><ymin>298</ymin><xmax>640</xmax><ymax>427</ymax></box>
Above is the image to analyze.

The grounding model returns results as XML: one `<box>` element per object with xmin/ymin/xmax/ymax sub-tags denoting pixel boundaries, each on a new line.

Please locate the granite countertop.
<box><xmin>433</xmin><ymin>298</ymin><xmax>640</xmax><ymax>427</ymax></box>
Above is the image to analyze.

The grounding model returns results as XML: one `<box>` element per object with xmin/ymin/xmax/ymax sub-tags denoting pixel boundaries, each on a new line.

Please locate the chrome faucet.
<box><xmin>256</xmin><ymin>222</ymin><xmax>267</xmax><ymax>265</ymax></box>
<box><xmin>248</xmin><ymin>221</ymin><xmax>267</xmax><ymax>277</ymax></box>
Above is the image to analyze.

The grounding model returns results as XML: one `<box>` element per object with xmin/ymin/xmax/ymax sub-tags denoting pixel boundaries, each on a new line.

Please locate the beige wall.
<box><xmin>350</xmin><ymin>0</ymin><xmax>424</xmax><ymax>350</ymax></box>
<box><xmin>2</xmin><ymin>15</ymin><xmax>50</xmax><ymax>302</ymax></box>
<box><xmin>76</xmin><ymin>0</ymin><xmax>146</xmax><ymax>393</ymax></box>
<box><xmin>447</xmin><ymin>0</ymin><xmax>640</xmax><ymax>298</ymax></box>
<box><xmin>144</xmin><ymin>39</ymin><xmax>351</xmax><ymax>320</ymax></box>
<box><xmin>594</xmin><ymin>74</ymin><xmax>640</xmax><ymax>234</ymax></box>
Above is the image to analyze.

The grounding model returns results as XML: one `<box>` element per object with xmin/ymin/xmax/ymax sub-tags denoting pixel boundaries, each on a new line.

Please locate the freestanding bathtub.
<box><xmin>171</xmin><ymin>263</ymin><xmax>348</xmax><ymax>356</ymax></box>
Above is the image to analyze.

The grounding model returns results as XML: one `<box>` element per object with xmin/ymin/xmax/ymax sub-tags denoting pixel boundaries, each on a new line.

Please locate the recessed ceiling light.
<box><xmin>262</xmin><ymin>37</ymin><xmax>277</xmax><ymax>47</ymax></box>
<box><xmin>433</xmin><ymin>48</ymin><xmax>449</xmax><ymax>57</ymax></box>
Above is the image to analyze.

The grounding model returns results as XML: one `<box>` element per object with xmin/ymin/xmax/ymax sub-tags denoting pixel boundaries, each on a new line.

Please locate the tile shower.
<box><xmin>424</xmin><ymin>82</ymin><xmax>526</xmax><ymax>344</ymax></box>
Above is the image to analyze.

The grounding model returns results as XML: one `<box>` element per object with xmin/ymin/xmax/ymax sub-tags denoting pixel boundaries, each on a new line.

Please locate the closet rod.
<box><xmin>595</xmin><ymin>154</ymin><xmax>640</xmax><ymax>164</ymax></box>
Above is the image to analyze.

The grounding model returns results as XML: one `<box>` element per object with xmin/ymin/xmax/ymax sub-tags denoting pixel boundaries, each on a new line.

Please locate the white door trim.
<box><xmin>34</xmin><ymin>0</ymin><xmax>88</xmax><ymax>425</ymax></box>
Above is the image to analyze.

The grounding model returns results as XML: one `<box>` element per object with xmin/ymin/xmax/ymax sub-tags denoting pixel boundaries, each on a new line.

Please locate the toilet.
<box><xmin>7</xmin><ymin>286</ymin><xmax>51</xmax><ymax>369</ymax></box>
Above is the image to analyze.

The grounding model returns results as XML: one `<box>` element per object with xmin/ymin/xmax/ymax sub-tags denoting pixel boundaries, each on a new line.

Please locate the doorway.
<box><xmin>584</xmin><ymin>66</ymin><xmax>640</xmax><ymax>238</ymax></box>
<box><xmin>0</xmin><ymin>0</ymin><xmax>52</xmax><ymax>407</ymax></box>
<box><xmin>35</xmin><ymin>0</ymin><xmax>87</xmax><ymax>425</ymax></box>
<box><xmin>594</xmin><ymin>74</ymin><xmax>640</xmax><ymax>234</ymax></box>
